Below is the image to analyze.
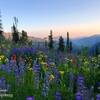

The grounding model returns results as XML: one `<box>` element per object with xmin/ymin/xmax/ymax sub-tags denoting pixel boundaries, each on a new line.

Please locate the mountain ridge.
<box><xmin>3</xmin><ymin>32</ymin><xmax>100</xmax><ymax>47</ymax></box>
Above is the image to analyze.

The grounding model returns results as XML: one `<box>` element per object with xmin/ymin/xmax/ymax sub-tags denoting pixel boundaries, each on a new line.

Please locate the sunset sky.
<box><xmin>0</xmin><ymin>0</ymin><xmax>100</xmax><ymax>38</ymax></box>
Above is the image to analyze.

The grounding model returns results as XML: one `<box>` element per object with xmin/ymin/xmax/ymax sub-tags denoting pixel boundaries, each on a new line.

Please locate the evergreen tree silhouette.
<box><xmin>20</xmin><ymin>30</ymin><xmax>28</xmax><ymax>44</ymax></box>
<box><xmin>66</xmin><ymin>32</ymin><xmax>73</xmax><ymax>53</ymax></box>
<box><xmin>66</xmin><ymin>32</ymin><xmax>70</xmax><ymax>52</ymax></box>
<box><xmin>69</xmin><ymin>41</ymin><xmax>73</xmax><ymax>53</ymax></box>
<box><xmin>0</xmin><ymin>10</ymin><xmax>4</xmax><ymax>41</ymax></box>
<box><xmin>48</xmin><ymin>30</ymin><xmax>54</xmax><ymax>49</ymax></box>
<box><xmin>58</xmin><ymin>36</ymin><xmax>65</xmax><ymax>52</ymax></box>
<box><xmin>12</xmin><ymin>17</ymin><xmax>19</xmax><ymax>43</ymax></box>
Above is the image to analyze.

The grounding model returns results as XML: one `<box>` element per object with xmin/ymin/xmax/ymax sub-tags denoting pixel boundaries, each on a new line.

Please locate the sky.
<box><xmin>0</xmin><ymin>0</ymin><xmax>100</xmax><ymax>38</ymax></box>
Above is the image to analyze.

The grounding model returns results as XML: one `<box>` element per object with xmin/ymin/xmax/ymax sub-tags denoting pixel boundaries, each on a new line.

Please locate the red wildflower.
<box><xmin>12</xmin><ymin>54</ymin><xmax>16</xmax><ymax>62</ymax></box>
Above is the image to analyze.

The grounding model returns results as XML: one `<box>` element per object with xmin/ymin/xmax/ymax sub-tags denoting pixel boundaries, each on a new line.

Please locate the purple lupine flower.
<box><xmin>1</xmin><ymin>76</ymin><xmax>6</xmax><ymax>84</ymax></box>
<box><xmin>82</xmin><ymin>86</ymin><xmax>90</xmax><ymax>100</ymax></box>
<box><xmin>14</xmin><ymin>67</ymin><xmax>21</xmax><ymax>85</ymax></box>
<box><xmin>26</xmin><ymin>96</ymin><xmax>35</xmax><ymax>100</ymax></box>
<box><xmin>89</xmin><ymin>86</ymin><xmax>94</xmax><ymax>99</ymax></box>
<box><xmin>42</xmin><ymin>71</ymin><xmax>50</xmax><ymax>97</ymax></box>
<box><xmin>77</xmin><ymin>76</ymin><xmax>84</xmax><ymax>84</ymax></box>
<box><xmin>14</xmin><ymin>67</ymin><xmax>20</xmax><ymax>77</ymax></box>
<box><xmin>6</xmin><ymin>67</ymin><xmax>11</xmax><ymax>74</ymax></box>
<box><xmin>9</xmin><ymin>59</ymin><xmax>17</xmax><ymax>70</ymax></box>
<box><xmin>96</xmin><ymin>82</ymin><xmax>100</xmax><ymax>91</ymax></box>
<box><xmin>76</xmin><ymin>75</ymin><xmax>85</xmax><ymax>100</ymax></box>
<box><xmin>77</xmin><ymin>75</ymin><xmax>85</xmax><ymax>92</ymax></box>
<box><xmin>11</xmin><ymin>48</ymin><xmax>18</xmax><ymax>54</ymax></box>
<box><xmin>33</xmin><ymin>64</ymin><xmax>41</xmax><ymax>73</ymax></box>
<box><xmin>69</xmin><ymin>71</ymin><xmax>74</xmax><ymax>92</ymax></box>
<box><xmin>55</xmin><ymin>91</ymin><xmax>62</xmax><ymax>100</ymax></box>
<box><xmin>18</xmin><ymin>61</ymin><xmax>25</xmax><ymax>75</ymax></box>
<box><xmin>1</xmin><ymin>64</ymin><xmax>6</xmax><ymax>71</ymax></box>
<box><xmin>0</xmin><ymin>79</ymin><xmax>2</xmax><ymax>84</ymax></box>
<box><xmin>0</xmin><ymin>76</ymin><xmax>10</xmax><ymax>90</ymax></box>
<box><xmin>75</xmin><ymin>92</ymin><xmax>83</xmax><ymax>100</ymax></box>
<box><xmin>52</xmin><ymin>67</ymin><xmax>60</xmax><ymax>84</ymax></box>
<box><xmin>33</xmin><ymin>60</ymin><xmax>41</xmax><ymax>89</ymax></box>
<box><xmin>9</xmin><ymin>60</ymin><xmax>14</xmax><ymax>67</ymax></box>
<box><xmin>96</xmin><ymin>94</ymin><xmax>100</xmax><ymax>100</ymax></box>
<box><xmin>33</xmin><ymin>59</ymin><xmax>41</xmax><ymax>73</ymax></box>
<box><xmin>42</xmin><ymin>83</ymin><xmax>47</xmax><ymax>97</ymax></box>
<box><xmin>34</xmin><ymin>72</ymin><xmax>40</xmax><ymax>89</ymax></box>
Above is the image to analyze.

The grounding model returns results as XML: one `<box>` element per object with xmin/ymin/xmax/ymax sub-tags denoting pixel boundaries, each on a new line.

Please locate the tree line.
<box><xmin>0</xmin><ymin>12</ymin><xmax>72</xmax><ymax>52</ymax></box>
<box><xmin>48</xmin><ymin>30</ymin><xmax>72</xmax><ymax>53</ymax></box>
<box><xmin>0</xmin><ymin>11</ymin><xmax>99</xmax><ymax>56</ymax></box>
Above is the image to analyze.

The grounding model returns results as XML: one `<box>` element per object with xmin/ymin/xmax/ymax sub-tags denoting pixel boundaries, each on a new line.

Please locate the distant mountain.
<box><xmin>72</xmin><ymin>34</ymin><xmax>100</xmax><ymax>47</ymax></box>
<box><xmin>89</xmin><ymin>42</ymin><xmax>100</xmax><ymax>55</ymax></box>
<box><xmin>3</xmin><ymin>32</ymin><xmax>100</xmax><ymax>48</ymax></box>
<box><xmin>3</xmin><ymin>32</ymin><xmax>45</xmax><ymax>42</ymax></box>
<box><xmin>3</xmin><ymin>32</ymin><xmax>12</xmax><ymax>39</ymax></box>
<box><xmin>54</xmin><ymin>34</ymin><xmax>100</xmax><ymax>47</ymax></box>
<box><xmin>28</xmin><ymin>36</ymin><xmax>45</xmax><ymax>42</ymax></box>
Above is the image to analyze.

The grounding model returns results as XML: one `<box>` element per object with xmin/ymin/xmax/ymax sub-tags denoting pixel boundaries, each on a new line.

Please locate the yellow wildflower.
<box><xmin>50</xmin><ymin>62</ymin><xmax>55</xmax><ymax>67</ymax></box>
<box><xmin>49</xmin><ymin>74</ymin><xmax>55</xmax><ymax>81</ymax></box>
<box><xmin>59</xmin><ymin>71</ymin><xmax>64</xmax><ymax>75</ymax></box>
<box><xmin>28</xmin><ymin>67</ymin><xmax>33</xmax><ymax>71</ymax></box>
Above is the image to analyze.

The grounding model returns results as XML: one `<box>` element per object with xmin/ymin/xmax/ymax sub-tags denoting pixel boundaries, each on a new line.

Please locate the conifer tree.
<box><xmin>12</xmin><ymin>17</ymin><xmax>19</xmax><ymax>43</ymax></box>
<box><xmin>66</xmin><ymin>32</ymin><xmax>73</xmax><ymax>53</ymax></box>
<box><xmin>66</xmin><ymin>32</ymin><xmax>70</xmax><ymax>52</ymax></box>
<box><xmin>69</xmin><ymin>41</ymin><xmax>73</xmax><ymax>53</ymax></box>
<box><xmin>0</xmin><ymin>10</ymin><xmax>4</xmax><ymax>40</ymax></box>
<box><xmin>20</xmin><ymin>30</ymin><xmax>28</xmax><ymax>44</ymax></box>
<box><xmin>58</xmin><ymin>36</ymin><xmax>65</xmax><ymax>52</ymax></box>
<box><xmin>48</xmin><ymin>30</ymin><xmax>54</xmax><ymax>49</ymax></box>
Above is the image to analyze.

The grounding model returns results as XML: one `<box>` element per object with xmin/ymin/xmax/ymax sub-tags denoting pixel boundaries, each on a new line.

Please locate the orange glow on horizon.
<box><xmin>27</xmin><ymin>23</ymin><xmax>100</xmax><ymax>38</ymax></box>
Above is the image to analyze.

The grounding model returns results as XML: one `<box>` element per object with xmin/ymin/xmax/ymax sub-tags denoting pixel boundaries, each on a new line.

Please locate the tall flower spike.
<box><xmin>75</xmin><ymin>92</ymin><xmax>82</xmax><ymax>100</ymax></box>
<box><xmin>55</xmin><ymin>91</ymin><xmax>62</xmax><ymax>100</ymax></box>
<box><xmin>96</xmin><ymin>94</ymin><xmax>100</xmax><ymax>100</ymax></box>
<box><xmin>26</xmin><ymin>96</ymin><xmax>35</xmax><ymax>100</ymax></box>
